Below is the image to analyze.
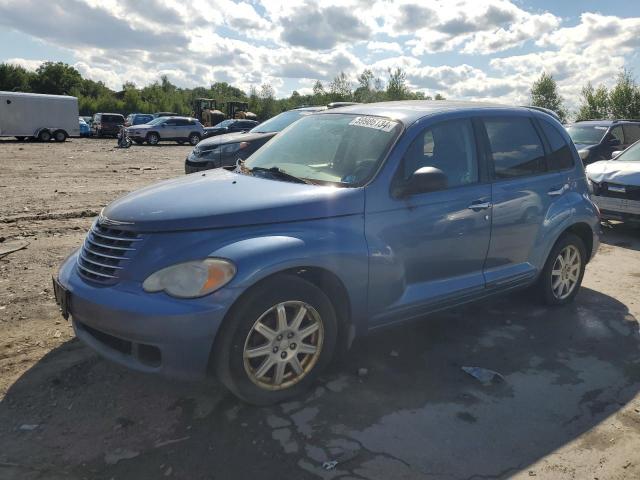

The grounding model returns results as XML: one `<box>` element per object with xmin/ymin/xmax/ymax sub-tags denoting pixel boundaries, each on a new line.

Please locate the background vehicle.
<box><xmin>586</xmin><ymin>139</ymin><xmax>640</xmax><ymax>223</ymax></box>
<box><xmin>203</xmin><ymin>119</ymin><xmax>258</xmax><ymax>138</ymax></box>
<box><xmin>0</xmin><ymin>91</ymin><xmax>79</xmax><ymax>141</ymax></box>
<box><xmin>125</xmin><ymin>113</ymin><xmax>154</xmax><ymax>127</ymax></box>
<box><xmin>153</xmin><ymin>111</ymin><xmax>178</xmax><ymax>118</ymax></box>
<box><xmin>79</xmin><ymin>117</ymin><xmax>91</xmax><ymax>137</ymax></box>
<box><xmin>185</xmin><ymin>106</ymin><xmax>325</xmax><ymax>173</ymax></box>
<box><xmin>566</xmin><ymin>120</ymin><xmax>640</xmax><ymax>165</ymax></box>
<box><xmin>127</xmin><ymin>116</ymin><xmax>204</xmax><ymax>145</ymax></box>
<box><xmin>92</xmin><ymin>113</ymin><xmax>125</xmax><ymax>137</ymax></box>
<box><xmin>192</xmin><ymin>98</ymin><xmax>257</xmax><ymax>127</ymax></box>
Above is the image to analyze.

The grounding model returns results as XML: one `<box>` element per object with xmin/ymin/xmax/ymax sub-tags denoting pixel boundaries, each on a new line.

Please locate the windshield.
<box><xmin>244</xmin><ymin>114</ymin><xmax>401</xmax><ymax>186</ymax></box>
<box><xmin>614</xmin><ymin>141</ymin><xmax>640</xmax><ymax>162</ymax></box>
<box><xmin>147</xmin><ymin>117</ymin><xmax>166</xmax><ymax>126</ymax></box>
<box><xmin>214</xmin><ymin>119</ymin><xmax>234</xmax><ymax>128</ymax></box>
<box><xmin>566</xmin><ymin>125</ymin><xmax>607</xmax><ymax>145</ymax></box>
<box><xmin>250</xmin><ymin>110</ymin><xmax>313</xmax><ymax>133</ymax></box>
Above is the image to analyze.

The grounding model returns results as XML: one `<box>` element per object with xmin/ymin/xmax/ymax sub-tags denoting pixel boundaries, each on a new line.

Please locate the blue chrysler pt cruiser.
<box><xmin>54</xmin><ymin>101</ymin><xmax>600</xmax><ymax>404</ymax></box>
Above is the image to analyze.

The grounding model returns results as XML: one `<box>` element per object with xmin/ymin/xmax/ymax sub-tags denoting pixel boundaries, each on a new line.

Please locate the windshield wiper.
<box><xmin>249</xmin><ymin>166</ymin><xmax>314</xmax><ymax>184</ymax></box>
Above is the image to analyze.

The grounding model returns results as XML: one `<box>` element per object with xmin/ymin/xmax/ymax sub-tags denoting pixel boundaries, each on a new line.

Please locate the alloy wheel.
<box><xmin>551</xmin><ymin>245</ymin><xmax>581</xmax><ymax>300</ymax></box>
<box><xmin>243</xmin><ymin>301</ymin><xmax>324</xmax><ymax>391</ymax></box>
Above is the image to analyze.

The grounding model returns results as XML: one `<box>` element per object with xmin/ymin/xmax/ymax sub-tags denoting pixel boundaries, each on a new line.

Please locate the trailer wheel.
<box><xmin>38</xmin><ymin>130</ymin><xmax>51</xmax><ymax>142</ymax></box>
<box><xmin>53</xmin><ymin>130</ymin><xmax>67</xmax><ymax>142</ymax></box>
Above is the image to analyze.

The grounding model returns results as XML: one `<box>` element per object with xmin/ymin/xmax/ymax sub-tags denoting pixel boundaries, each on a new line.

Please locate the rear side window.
<box><xmin>609</xmin><ymin>125</ymin><xmax>624</xmax><ymax>143</ymax></box>
<box><xmin>623</xmin><ymin>124</ymin><xmax>640</xmax><ymax>144</ymax></box>
<box><xmin>401</xmin><ymin>118</ymin><xmax>478</xmax><ymax>188</ymax></box>
<box><xmin>539</xmin><ymin>120</ymin><xmax>574</xmax><ymax>170</ymax></box>
<box><xmin>484</xmin><ymin>117</ymin><xmax>546</xmax><ymax>179</ymax></box>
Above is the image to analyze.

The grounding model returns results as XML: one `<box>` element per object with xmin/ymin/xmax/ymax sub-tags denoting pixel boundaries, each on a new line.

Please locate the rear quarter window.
<box><xmin>539</xmin><ymin>120</ymin><xmax>574</xmax><ymax>170</ymax></box>
<box><xmin>484</xmin><ymin>117</ymin><xmax>546</xmax><ymax>179</ymax></box>
<box><xmin>623</xmin><ymin>124</ymin><xmax>640</xmax><ymax>144</ymax></box>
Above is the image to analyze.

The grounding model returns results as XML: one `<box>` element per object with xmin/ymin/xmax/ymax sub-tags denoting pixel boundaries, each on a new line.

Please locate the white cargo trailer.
<box><xmin>0</xmin><ymin>91</ymin><xmax>80</xmax><ymax>142</ymax></box>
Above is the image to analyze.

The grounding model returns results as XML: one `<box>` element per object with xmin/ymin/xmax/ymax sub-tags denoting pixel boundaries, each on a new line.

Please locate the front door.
<box><xmin>365</xmin><ymin>118</ymin><xmax>492</xmax><ymax>327</ymax></box>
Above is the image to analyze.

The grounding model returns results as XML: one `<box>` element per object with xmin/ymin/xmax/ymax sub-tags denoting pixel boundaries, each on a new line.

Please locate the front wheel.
<box><xmin>538</xmin><ymin>233</ymin><xmax>586</xmax><ymax>305</ymax></box>
<box><xmin>215</xmin><ymin>275</ymin><xmax>337</xmax><ymax>405</ymax></box>
<box><xmin>188</xmin><ymin>133</ymin><xmax>201</xmax><ymax>146</ymax></box>
<box><xmin>146</xmin><ymin>132</ymin><xmax>160</xmax><ymax>145</ymax></box>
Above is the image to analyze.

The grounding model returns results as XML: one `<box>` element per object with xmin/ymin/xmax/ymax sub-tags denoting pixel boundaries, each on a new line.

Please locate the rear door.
<box><xmin>480</xmin><ymin>114</ymin><xmax>569</xmax><ymax>288</ymax></box>
<box><xmin>163</xmin><ymin>118</ymin><xmax>179</xmax><ymax>138</ymax></box>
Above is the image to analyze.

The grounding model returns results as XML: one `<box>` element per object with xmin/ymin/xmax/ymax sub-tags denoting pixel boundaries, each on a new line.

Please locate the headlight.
<box><xmin>578</xmin><ymin>149</ymin><xmax>589</xmax><ymax>160</ymax></box>
<box><xmin>220</xmin><ymin>142</ymin><xmax>249</xmax><ymax>154</ymax></box>
<box><xmin>142</xmin><ymin>258</ymin><xmax>236</xmax><ymax>298</ymax></box>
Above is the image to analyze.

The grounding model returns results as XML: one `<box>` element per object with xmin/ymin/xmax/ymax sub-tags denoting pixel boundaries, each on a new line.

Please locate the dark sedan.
<box><xmin>203</xmin><ymin>119</ymin><xmax>259</xmax><ymax>139</ymax></box>
<box><xmin>185</xmin><ymin>106</ymin><xmax>325</xmax><ymax>174</ymax></box>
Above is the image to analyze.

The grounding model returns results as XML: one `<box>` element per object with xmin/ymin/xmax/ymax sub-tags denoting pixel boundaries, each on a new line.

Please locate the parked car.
<box><xmin>126</xmin><ymin>116</ymin><xmax>204</xmax><ymax>145</ymax></box>
<box><xmin>54</xmin><ymin>101</ymin><xmax>600</xmax><ymax>405</ymax></box>
<box><xmin>0</xmin><ymin>91</ymin><xmax>79</xmax><ymax>141</ymax></box>
<box><xmin>203</xmin><ymin>119</ymin><xmax>259</xmax><ymax>138</ymax></box>
<box><xmin>565</xmin><ymin>120</ymin><xmax>640</xmax><ymax>165</ymax></box>
<box><xmin>185</xmin><ymin>106</ymin><xmax>326</xmax><ymax>173</ymax></box>
<box><xmin>79</xmin><ymin>117</ymin><xmax>91</xmax><ymax>137</ymax></box>
<box><xmin>125</xmin><ymin>113</ymin><xmax>154</xmax><ymax>127</ymax></box>
<box><xmin>92</xmin><ymin>113</ymin><xmax>125</xmax><ymax>137</ymax></box>
<box><xmin>586</xmin><ymin>139</ymin><xmax>640</xmax><ymax>223</ymax></box>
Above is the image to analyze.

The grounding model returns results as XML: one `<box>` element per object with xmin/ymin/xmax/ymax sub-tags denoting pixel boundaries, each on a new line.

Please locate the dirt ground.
<box><xmin>0</xmin><ymin>137</ymin><xmax>639</xmax><ymax>480</ymax></box>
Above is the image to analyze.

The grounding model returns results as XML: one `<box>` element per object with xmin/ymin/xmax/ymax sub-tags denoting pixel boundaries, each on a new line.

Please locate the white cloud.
<box><xmin>367</xmin><ymin>41</ymin><xmax>403</xmax><ymax>54</ymax></box>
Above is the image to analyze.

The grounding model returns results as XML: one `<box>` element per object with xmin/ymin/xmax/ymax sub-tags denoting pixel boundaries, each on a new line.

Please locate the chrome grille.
<box><xmin>77</xmin><ymin>222</ymin><xmax>143</xmax><ymax>284</ymax></box>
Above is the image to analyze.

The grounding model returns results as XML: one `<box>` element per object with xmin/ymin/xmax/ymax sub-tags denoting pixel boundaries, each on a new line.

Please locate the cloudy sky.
<box><xmin>0</xmin><ymin>0</ymin><xmax>639</xmax><ymax>110</ymax></box>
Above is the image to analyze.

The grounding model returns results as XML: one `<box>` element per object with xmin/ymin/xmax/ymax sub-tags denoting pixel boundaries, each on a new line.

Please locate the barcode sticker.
<box><xmin>349</xmin><ymin>116</ymin><xmax>398</xmax><ymax>132</ymax></box>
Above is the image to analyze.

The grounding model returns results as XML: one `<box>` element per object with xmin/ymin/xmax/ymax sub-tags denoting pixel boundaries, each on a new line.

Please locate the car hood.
<box><xmin>198</xmin><ymin>130</ymin><xmax>276</xmax><ymax>147</ymax></box>
<box><xmin>586</xmin><ymin>160</ymin><xmax>640</xmax><ymax>186</ymax></box>
<box><xmin>101</xmin><ymin>168</ymin><xmax>364</xmax><ymax>232</ymax></box>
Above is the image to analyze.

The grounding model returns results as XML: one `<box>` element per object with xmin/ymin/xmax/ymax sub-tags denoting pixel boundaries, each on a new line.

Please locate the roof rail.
<box><xmin>525</xmin><ymin>106</ymin><xmax>561</xmax><ymax>122</ymax></box>
<box><xmin>611</xmin><ymin>119</ymin><xmax>640</xmax><ymax>123</ymax></box>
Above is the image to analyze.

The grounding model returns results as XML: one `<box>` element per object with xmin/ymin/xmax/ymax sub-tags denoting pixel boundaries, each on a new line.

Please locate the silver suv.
<box><xmin>127</xmin><ymin>116</ymin><xmax>204</xmax><ymax>146</ymax></box>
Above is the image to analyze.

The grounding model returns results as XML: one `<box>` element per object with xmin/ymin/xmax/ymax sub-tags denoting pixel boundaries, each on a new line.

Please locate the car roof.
<box><xmin>291</xmin><ymin>106</ymin><xmax>327</xmax><ymax>112</ymax></box>
<box><xmin>572</xmin><ymin>119</ymin><xmax>640</xmax><ymax>126</ymax></box>
<box><xmin>316</xmin><ymin>100</ymin><xmax>531</xmax><ymax>125</ymax></box>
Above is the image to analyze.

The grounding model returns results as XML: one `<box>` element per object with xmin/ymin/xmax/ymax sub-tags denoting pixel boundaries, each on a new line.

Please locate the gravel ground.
<box><xmin>0</xmin><ymin>137</ymin><xmax>639</xmax><ymax>480</ymax></box>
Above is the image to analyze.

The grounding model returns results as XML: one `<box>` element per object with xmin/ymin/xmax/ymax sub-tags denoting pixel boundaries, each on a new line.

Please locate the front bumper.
<box><xmin>57</xmin><ymin>250</ymin><xmax>237</xmax><ymax>380</ymax></box>
<box><xmin>592</xmin><ymin>195</ymin><xmax>640</xmax><ymax>223</ymax></box>
<box><xmin>185</xmin><ymin>158</ymin><xmax>216</xmax><ymax>174</ymax></box>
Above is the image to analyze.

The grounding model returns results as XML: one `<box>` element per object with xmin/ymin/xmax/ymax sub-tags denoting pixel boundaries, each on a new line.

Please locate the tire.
<box><xmin>215</xmin><ymin>274</ymin><xmax>337</xmax><ymax>405</ymax></box>
<box><xmin>37</xmin><ymin>130</ymin><xmax>51</xmax><ymax>142</ymax></box>
<box><xmin>538</xmin><ymin>233</ymin><xmax>586</xmax><ymax>306</ymax></box>
<box><xmin>53</xmin><ymin>130</ymin><xmax>67</xmax><ymax>142</ymax></box>
<box><xmin>147</xmin><ymin>132</ymin><xmax>160</xmax><ymax>145</ymax></box>
<box><xmin>15</xmin><ymin>136</ymin><xmax>25</xmax><ymax>141</ymax></box>
<box><xmin>188</xmin><ymin>133</ymin><xmax>201</xmax><ymax>146</ymax></box>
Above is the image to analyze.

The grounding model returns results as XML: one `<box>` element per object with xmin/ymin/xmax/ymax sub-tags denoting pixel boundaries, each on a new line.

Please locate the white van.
<box><xmin>0</xmin><ymin>91</ymin><xmax>80</xmax><ymax>142</ymax></box>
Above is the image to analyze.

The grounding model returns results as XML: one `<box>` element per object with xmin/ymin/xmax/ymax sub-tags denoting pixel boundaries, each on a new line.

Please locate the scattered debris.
<box><xmin>164</xmin><ymin>466</ymin><xmax>173</xmax><ymax>476</ymax></box>
<box><xmin>53</xmin><ymin>330</ymin><xmax>62</xmax><ymax>338</ymax></box>
<box><xmin>461</xmin><ymin>366</ymin><xmax>505</xmax><ymax>385</ymax></box>
<box><xmin>154</xmin><ymin>436</ymin><xmax>190</xmax><ymax>448</ymax></box>
<box><xmin>357</xmin><ymin>367</ymin><xmax>369</xmax><ymax>377</ymax></box>
<box><xmin>18</xmin><ymin>424</ymin><xmax>39</xmax><ymax>431</ymax></box>
<box><xmin>0</xmin><ymin>240</ymin><xmax>30</xmax><ymax>258</ymax></box>
<box><xmin>390</xmin><ymin>350</ymin><xmax>399</xmax><ymax>357</ymax></box>
<box><xmin>322</xmin><ymin>460</ymin><xmax>338</xmax><ymax>471</ymax></box>
<box><xmin>104</xmin><ymin>448</ymin><xmax>140</xmax><ymax>465</ymax></box>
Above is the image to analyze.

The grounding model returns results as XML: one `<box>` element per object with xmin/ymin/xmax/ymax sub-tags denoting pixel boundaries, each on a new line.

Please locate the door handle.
<box><xmin>548</xmin><ymin>184</ymin><xmax>568</xmax><ymax>196</ymax></box>
<box><xmin>468</xmin><ymin>201</ymin><xmax>492</xmax><ymax>211</ymax></box>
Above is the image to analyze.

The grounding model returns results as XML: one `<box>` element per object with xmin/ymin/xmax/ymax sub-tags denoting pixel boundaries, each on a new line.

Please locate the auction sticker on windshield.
<box><xmin>349</xmin><ymin>116</ymin><xmax>398</xmax><ymax>132</ymax></box>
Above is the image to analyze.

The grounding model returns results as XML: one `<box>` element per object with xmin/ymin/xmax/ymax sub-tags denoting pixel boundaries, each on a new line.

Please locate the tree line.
<box><xmin>0</xmin><ymin>62</ymin><xmax>442</xmax><ymax>120</ymax></box>
<box><xmin>2</xmin><ymin>60</ymin><xmax>637</xmax><ymax>123</ymax></box>
<box><xmin>530</xmin><ymin>69</ymin><xmax>640</xmax><ymax>123</ymax></box>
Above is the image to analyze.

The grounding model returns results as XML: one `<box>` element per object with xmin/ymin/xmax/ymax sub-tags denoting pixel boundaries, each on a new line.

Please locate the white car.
<box><xmin>586</xmin><ymin>141</ymin><xmax>640</xmax><ymax>223</ymax></box>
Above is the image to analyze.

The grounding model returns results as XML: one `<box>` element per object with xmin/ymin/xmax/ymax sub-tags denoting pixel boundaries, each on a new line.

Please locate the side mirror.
<box><xmin>611</xmin><ymin>150</ymin><xmax>623</xmax><ymax>159</ymax></box>
<box><xmin>608</xmin><ymin>137</ymin><xmax>621</xmax><ymax>146</ymax></box>
<box><xmin>396</xmin><ymin>166</ymin><xmax>448</xmax><ymax>197</ymax></box>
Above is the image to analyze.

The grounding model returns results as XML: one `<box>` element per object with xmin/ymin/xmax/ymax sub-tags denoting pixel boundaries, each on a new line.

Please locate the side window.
<box><xmin>401</xmin><ymin>119</ymin><xmax>478</xmax><ymax>188</ymax></box>
<box><xmin>609</xmin><ymin>125</ymin><xmax>624</xmax><ymax>143</ymax></box>
<box><xmin>622</xmin><ymin>124</ymin><xmax>640</xmax><ymax>144</ymax></box>
<box><xmin>484</xmin><ymin>117</ymin><xmax>546</xmax><ymax>179</ymax></box>
<box><xmin>165</xmin><ymin>119</ymin><xmax>177</xmax><ymax>126</ymax></box>
<box><xmin>539</xmin><ymin>120</ymin><xmax>574</xmax><ymax>170</ymax></box>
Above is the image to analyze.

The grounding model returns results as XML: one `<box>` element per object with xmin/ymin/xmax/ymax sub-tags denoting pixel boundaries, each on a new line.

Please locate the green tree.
<box><xmin>32</xmin><ymin>62</ymin><xmax>83</xmax><ymax>95</ymax></box>
<box><xmin>608</xmin><ymin>69</ymin><xmax>640</xmax><ymax>119</ymax></box>
<box><xmin>575</xmin><ymin>82</ymin><xmax>609</xmax><ymax>121</ymax></box>
<box><xmin>0</xmin><ymin>63</ymin><xmax>35</xmax><ymax>92</ymax></box>
<box><xmin>386</xmin><ymin>68</ymin><xmax>409</xmax><ymax>100</ymax></box>
<box><xmin>328</xmin><ymin>71</ymin><xmax>352</xmax><ymax>101</ymax></box>
<box><xmin>530</xmin><ymin>72</ymin><xmax>567</xmax><ymax>122</ymax></box>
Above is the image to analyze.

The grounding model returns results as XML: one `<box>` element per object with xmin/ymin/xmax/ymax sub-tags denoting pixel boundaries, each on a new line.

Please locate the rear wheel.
<box><xmin>147</xmin><ymin>132</ymin><xmax>160</xmax><ymax>145</ymax></box>
<box><xmin>53</xmin><ymin>130</ymin><xmax>67</xmax><ymax>142</ymax></box>
<box><xmin>215</xmin><ymin>275</ymin><xmax>337</xmax><ymax>405</ymax></box>
<box><xmin>188</xmin><ymin>133</ymin><xmax>201</xmax><ymax>146</ymax></box>
<box><xmin>538</xmin><ymin>233</ymin><xmax>586</xmax><ymax>305</ymax></box>
<box><xmin>37</xmin><ymin>130</ymin><xmax>51</xmax><ymax>142</ymax></box>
